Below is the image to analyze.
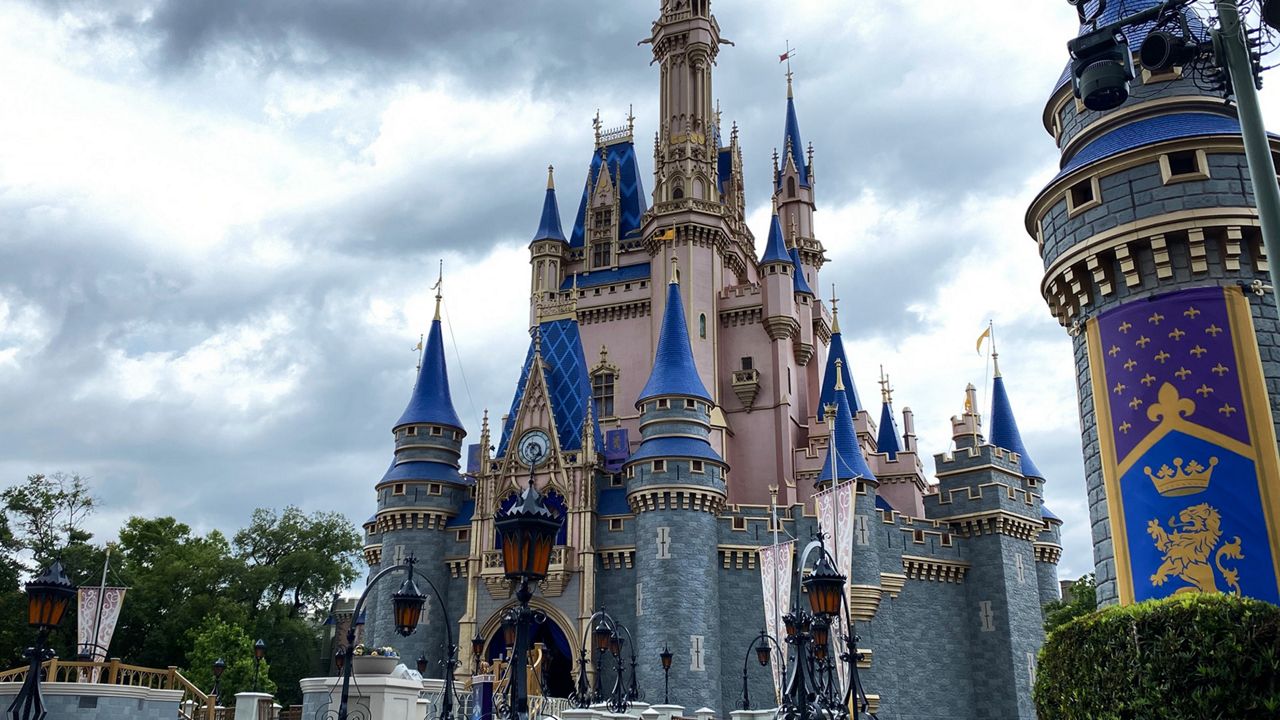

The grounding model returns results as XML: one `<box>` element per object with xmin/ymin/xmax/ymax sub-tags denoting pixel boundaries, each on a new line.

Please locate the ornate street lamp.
<box><xmin>493</xmin><ymin>470</ymin><xmax>565</xmax><ymax>720</ymax></box>
<box><xmin>7</xmin><ymin>560</ymin><xmax>76</xmax><ymax>720</ymax></box>
<box><xmin>568</xmin><ymin>609</ymin><xmax>640</xmax><ymax>713</ymax></box>
<box><xmin>659</xmin><ymin>646</ymin><xmax>673</xmax><ymax>705</ymax></box>
<box><xmin>471</xmin><ymin>634</ymin><xmax>485</xmax><ymax>674</ymax></box>
<box><xmin>337</xmin><ymin>556</ymin><xmax>460</xmax><ymax>720</ymax></box>
<box><xmin>739</xmin><ymin>629</ymin><xmax>785</xmax><ymax>711</ymax></box>
<box><xmin>252</xmin><ymin>639</ymin><xmax>266</xmax><ymax>692</ymax></box>
<box><xmin>211</xmin><ymin>658</ymin><xmax>226</xmax><ymax>699</ymax></box>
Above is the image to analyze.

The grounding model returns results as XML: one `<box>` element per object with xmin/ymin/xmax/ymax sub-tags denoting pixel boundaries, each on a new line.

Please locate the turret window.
<box><xmin>1160</xmin><ymin>149</ymin><xmax>1209</xmax><ymax>184</ymax></box>
<box><xmin>692</xmin><ymin>460</ymin><xmax>705</xmax><ymax>473</ymax></box>
<box><xmin>787</xmin><ymin>176</ymin><xmax>796</xmax><ymax>198</ymax></box>
<box><xmin>685</xmin><ymin>399</ymin><xmax>696</xmax><ymax>409</ymax></box>
<box><xmin>656</xmin><ymin>399</ymin><xmax>670</xmax><ymax>410</ymax></box>
<box><xmin>430</xmin><ymin>426</ymin><xmax>443</xmax><ymax>436</ymax></box>
<box><xmin>652</xmin><ymin>460</ymin><xmax>666</xmax><ymax>472</ymax></box>
<box><xmin>393</xmin><ymin>483</ymin><xmax>405</xmax><ymax>496</ymax></box>
<box><xmin>428</xmin><ymin>483</ymin><xmax>443</xmax><ymax>495</ymax></box>
<box><xmin>592</xmin><ymin>371</ymin><xmax>616</xmax><ymax>418</ymax></box>
<box><xmin>699</xmin><ymin>314</ymin><xmax>706</xmax><ymax>338</ymax></box>
<box><xmin>592</xmin><ymin>242</ymin><xmax>612</xmax><ymax>269</ymax></box>
<box><xmin>406</xmin><ymin>427</ymin><xmax>417</xmax><ymax>436</ymax></box>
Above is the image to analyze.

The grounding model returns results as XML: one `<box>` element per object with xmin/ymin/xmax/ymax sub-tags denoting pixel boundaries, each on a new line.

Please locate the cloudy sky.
<box><xmin>3</xmin><ymin>0</ymin><xmax>1279</xmax><ymax>582</ymax></box>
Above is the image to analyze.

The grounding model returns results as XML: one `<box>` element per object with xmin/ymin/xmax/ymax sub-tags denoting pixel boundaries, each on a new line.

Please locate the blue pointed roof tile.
<box><xmin>818</xmin><ymin>382</ymin><xmax>876</xmax><ymax>484</ymax></box>
<box><xmin>532</xmin><ymin>172</ymin><xmax>567</xmax><ymax>243</ymax></box>
<box><xmin>760</xmin><ymin>210</ymin><xmax>789</xmax><ymax>265</ymax></box>
<box><xmin>637</xmin><ymin>280</ymin><xmax>712</xmax><ymax>404</ymax></box>
<box><xmin>790</xmin><ymin>248</ymin><xmax>814</xmax><ymax>296</ymax></box>
<box><xmin>990</xmin><ymin>373</ymin><xmax>1045</xmax><ymax>480</ymax></box>
<box><xmin>876</xmin><ymin>401</ymin><xmax>901</xmax><ymax>460</ymax></box>
<box><xmin>776</xmin><ymin>90</ymin><xmax>810</xmax><ymax>189</ymax></box>
<box><xmin>818</xmin><ymin>332</ymin><xmax>862</xmax><ymax>421</ymax></box>
<box><xmin>496</xmin><ymin>319</ymin><xmax>602</xmax><ymax>456</ymax></box>
<box><xmin>395</xmin><ymin>318</ymin><xmax>463</xmax><ymax>430</ymax></box>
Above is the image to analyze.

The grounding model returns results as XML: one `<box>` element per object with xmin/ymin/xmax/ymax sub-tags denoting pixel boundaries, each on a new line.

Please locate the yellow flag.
<box><xmin>656</xmin><ymin>228</ymin><xmax>676</xmax><ymax>242</ymax></box>
<box><xmin>975</xmin><ymin>326</ymin><xmax>991</xmax><ymax>355</ymax></box>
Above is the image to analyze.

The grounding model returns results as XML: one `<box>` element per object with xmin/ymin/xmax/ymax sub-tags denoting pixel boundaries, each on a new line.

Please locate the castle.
<box><xmin>359</xmin><ymin>3</ymin><xmax>1065</xmax><ymax>719</ymax></box>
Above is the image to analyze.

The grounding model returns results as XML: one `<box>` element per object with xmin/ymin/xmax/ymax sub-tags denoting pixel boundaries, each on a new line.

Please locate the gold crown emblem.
<box><xmin>1143</xmin><ymin>456</ymin><xmax>1218</xmax><ymax>496</ymax></box>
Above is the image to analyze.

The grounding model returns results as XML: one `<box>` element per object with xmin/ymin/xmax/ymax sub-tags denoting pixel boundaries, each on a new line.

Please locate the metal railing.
<box><xmin>0</xmin><ymin>658</ymin><xmax>220</xmax><ymax>720</ymax></box>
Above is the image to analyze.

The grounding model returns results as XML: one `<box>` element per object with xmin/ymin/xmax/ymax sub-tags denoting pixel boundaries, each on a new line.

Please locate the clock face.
<box><xmin>518</xmin><ymin>430</ymin><xmax>551</xmax><ymax>467</ymax></box>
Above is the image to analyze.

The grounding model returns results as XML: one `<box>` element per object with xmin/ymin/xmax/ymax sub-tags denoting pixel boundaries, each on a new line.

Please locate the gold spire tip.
<box><xmin>829</xmin><ymin>285</ymin><xmax>840</xmax><ymax>334</ymax></box>
<box><xmin>546</xmin><ymin>165</ymin><xmax>555</xmax><ymax>189</ymax></box>
<box><xmin>669</xmin><ymin>256</ymin><xmax>680</xmax><ymax>285</ymax></box>
<box><xmin>834</xmin><ymin>358</ymin><xmax>846</xmax><ymax>392</ymax></box>
<box><xmin>433</xmin><ymin>260</ymin><xmax>444</xmax><ymax>321</ymax></box>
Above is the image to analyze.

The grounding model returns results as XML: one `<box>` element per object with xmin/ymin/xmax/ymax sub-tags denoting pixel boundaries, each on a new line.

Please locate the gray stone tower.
<box><xmin>1027</xmin><ymin>0</ymin><xmax>1280</xmax><ymax>605</ymax></box>
<box><xmin>365</xmin><ymin>289</ymin><xmax>467</xmax><ymax>663</ymax></box>
<box><xmin>625</xmin><ymin>266</ymin><xmax>727</xmax><ymax>712</ymax></box>
<box><xmin>925</xmin><ymin>380</ymin><xmax>1048</xmax><ymax>720</ymax></box>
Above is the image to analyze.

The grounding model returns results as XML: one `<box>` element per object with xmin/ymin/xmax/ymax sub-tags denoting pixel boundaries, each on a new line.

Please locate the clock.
<box><xmin>518</xmin><ymin>429</ymin><xmax>551</xmax><ymax>467</ymax></box>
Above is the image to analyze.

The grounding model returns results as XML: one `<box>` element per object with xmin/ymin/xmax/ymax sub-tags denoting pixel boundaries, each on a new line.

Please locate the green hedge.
<box><xmin>1034</xmin><ymin>593</ymin><xmax>1280</xmax><ymax>720</ymax></box>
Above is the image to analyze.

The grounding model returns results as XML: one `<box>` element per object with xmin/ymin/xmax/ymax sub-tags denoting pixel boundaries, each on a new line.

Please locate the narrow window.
<box><xmin>653</xmin><ymin>460</ymin><xmax>666</xmax><ymax>473</ymax></box>
<box><xmin>685</xmin><ymin>399</ymin><xmax>696</xmax><ymax>409</ymax></box>
<box><xmin>741</xmin><ymin>357</ymin><xmax>753</xmax><ymax>371</ymax></box>
<box><xmin>699</xmin><ymin>313</ymin><xmax>706</xmax><ymax>339</ymax></box>
<box><xmin>393</xmin><ymin>483</ymin><xmax>405</xmax><ymax>496</ymax></box>
<box><xmin>456</xmin><ymin>528</ymin><xmax>470</xmax><ymax>543</ymax></box>
<box><xmin>592</xmin><ymin>371</ymin><xmax>616</xmax><ymax>418</ymax></box>
<box><xmin>672</xmin><ymin>184</ymin><xmax>684</xmax><ymax>200</ymax></box>
<box><xmin>732</xmin><ymin>516</ymin><xmax>746</xmax><ymax>531</ymax></box>
<box><xmin>592</xmin><ymin>242</ymin><xmax>612</xmax><ymax>269</ymax></box>
<box><xmin>787</xmin><ymin>176</ymin><xmax>796</xmax><ymax>198</ymax></box>
<box><xmin>610</xmin><ymin>473</ymin><xmax>624</xmax><ymax>487</ymax></box>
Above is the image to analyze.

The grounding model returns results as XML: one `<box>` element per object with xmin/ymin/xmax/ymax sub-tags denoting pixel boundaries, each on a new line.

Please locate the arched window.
<box><xmin>672</xmin><ymin>182</ymin><xmax>684</xmax><ymax>200</ymax></box>
<box><xmin>699</xmin><ymin>314</ymin><xmax>707</xmax><ymax>339</ymax></box>
<box><xmin>787</xmin><ymin>176</ymin><xmax>797</xmax><ymax>198</ymax></box>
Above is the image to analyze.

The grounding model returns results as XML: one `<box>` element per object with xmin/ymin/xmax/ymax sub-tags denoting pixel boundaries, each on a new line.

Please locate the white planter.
<box><xmin>352</xmin><ymin>655</ymin><xmax>400</xmax><ymax>675</ymax></box>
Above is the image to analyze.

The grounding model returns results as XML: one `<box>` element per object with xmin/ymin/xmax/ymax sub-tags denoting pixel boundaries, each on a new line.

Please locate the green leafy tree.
<box><xmin>185</xmin><ymin>616</ymin><xmax>276</xmax><ymax>700</ymax></box>
<box><xmin>233</xmin><ymin>506</ymin><xmax>361</xmax><ymax>617</ymax></box>
<box><xmin>2</xmin><ymin>473</ymin><xmax>95</xmax><ymax>569</ymax></box>
<box><xmin>1043</xmin><ymin>574</ymin><xmax>1097</xmax><ymax>634</ymax></box>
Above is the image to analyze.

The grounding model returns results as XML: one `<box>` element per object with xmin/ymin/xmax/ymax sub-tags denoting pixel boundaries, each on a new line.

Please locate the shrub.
<box><xmin>1034</xmin><ymin>593</ymin><xmax>1280</xmax><ymax>719</ymax></box>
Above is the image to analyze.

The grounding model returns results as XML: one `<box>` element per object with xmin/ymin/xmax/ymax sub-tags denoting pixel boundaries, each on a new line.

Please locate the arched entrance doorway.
<box><xmin>483</xmin><ymin>614</ymin><xmax>576</xmax><ymax>699</ymax></box>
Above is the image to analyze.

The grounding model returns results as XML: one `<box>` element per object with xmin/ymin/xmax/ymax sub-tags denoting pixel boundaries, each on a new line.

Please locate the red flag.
<box><xmin>779</xmin><ymin>51</ymin><xmax>791</xmax><ymax>63</ymax></box>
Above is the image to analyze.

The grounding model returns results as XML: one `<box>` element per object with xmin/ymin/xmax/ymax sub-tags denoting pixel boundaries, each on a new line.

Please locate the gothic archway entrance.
<box><xmin>484</xmin><ymin>614</ymin><xmax>576</xmax><ymax>699</ymax></box>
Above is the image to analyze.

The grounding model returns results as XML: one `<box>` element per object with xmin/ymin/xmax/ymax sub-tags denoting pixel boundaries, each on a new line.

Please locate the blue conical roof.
<box><xmin>760</xmin><ymin>210</ymin><xmax>789</xmax><ymax>265</ymax></box>
<box><xmin>776</xmin><ymin>89</ymin><xmax>810</xmax><ymax>189</ymax></box>
<box><xmin>789</xmin><ymin>248</ymin><xmax>814</xmax><ymax>296</ymax></box>
<box><xmin>395</xmin><ymin>317</ymin><xmax>463</xmax><ymax>430</ymax></box>
<box><xmin>818</xmin><ymin>380</ymin><xmax>876</xmax><ymax>484</ymax></box>
<box><xmin>818</xmin><ymin>331</ymin><xmax>862</xmax><ymax>421</ymax></box>
<box><xmin>532</xmin><ymin>171</ymin><xmax>567</xmax><ymax>243</ymax></box>
<box><xmin>637</xmin><ymin>279</ymin><xmax>712</xmax><ymax>405</ymax></box>
<box><xmin>876</xmin><ymin>401</ymin><xmax>901</xmax><ymax>460</ymax></box>
<box><xmin>989</xmin><ymin>373</ymin><xmax>1045</xmax><ymax>480</ymax></box>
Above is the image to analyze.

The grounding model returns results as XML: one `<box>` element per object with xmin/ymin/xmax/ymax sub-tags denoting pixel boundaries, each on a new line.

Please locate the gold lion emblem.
<box><xmin>1147</xmin><ymin>503</ymin><xmax>1243</xmax><ymax>595</ymax></box>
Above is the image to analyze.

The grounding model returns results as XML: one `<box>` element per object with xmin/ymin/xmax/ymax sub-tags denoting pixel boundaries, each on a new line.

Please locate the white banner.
<box><xmin>78</xmin><ymin>587</ymin><xmax>127</xmax><ymax>682</ymax></box>
<box><xmin>813</xmin><ymin>482</ymin><xmax>854</xmax><ymax>690</ymax></box>
<box><xmin>757</xmin><ymin>541</ymin><xmax>793</xmax><ymax>702</ymax></box>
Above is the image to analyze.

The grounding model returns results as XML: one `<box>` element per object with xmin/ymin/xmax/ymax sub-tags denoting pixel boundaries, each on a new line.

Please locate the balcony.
<box><xmin>731</xmin><ymin>368</ymin><xmax>760</xmax><ymax>410</ymax></box>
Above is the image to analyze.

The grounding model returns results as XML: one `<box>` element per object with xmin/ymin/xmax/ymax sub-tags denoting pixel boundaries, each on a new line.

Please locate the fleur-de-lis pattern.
<box><xmin>1097</xmin><ymin>288</ymin><xmax>1247</xmax><ymax>459</ymax></box>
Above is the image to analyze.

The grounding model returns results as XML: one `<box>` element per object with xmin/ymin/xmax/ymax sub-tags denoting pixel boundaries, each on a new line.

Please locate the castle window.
<box><xmin>741</xmin><ymin>357</ymin><xmax>753</xmax><ymax>371</ymax></box>
<box><xmin>592</xmin><ymin>371</ymin><xmax>616</xmax><ymax>418</ymax></box>
<box><xmin>692</xmin><ymin>460</ymin><xmax>704</xmax><ymax>473</ymax></box>
<box><xmin>912</xmin><ymin>530</ymin><xmax>925</xmax><ymax>544</ymax></box>
<box><xmin>787</xmin><ymin>176</ymin><xmax>796</xmax><ymax>198</ymax></box>
<box><xmin>430</xmin><ymin>426</ymin><xmax>443</xmax><ymax>436</ymax></box>
<box><xmin>685</xmin><ymin>399</ymin><xmax>696</xmax><ymax>409</ymax></box>
<box><xmin>1160</xmin><ymin>149</ymin><xmax>1209</xmax><ymax>184</ymax></box>
<box><xmin>393</xmin><ymin>483</ymin><xmax>405</xmax><ymax>496</ymax></box>
<box><xmin>699</xmin><ymin>313</ymin><xmax>706</xmax><ymax>338</ymax></box>
<box><xmin>406</xmin><ymin>427</ymin><xmax>417</xmax><ymax>436</ymax></box>
<box><xmin>673</xmin><ymin>184</ymin><xmax>684</xmax><ymax>200</ymax></box>
<box><xmin>941</xmin><ymin>533</ymin><xmax>953</xmax><ymax>547</ymax></box>
<box><xmin>610</xmin><ymin>473</ymin><xmax>624</xmax><ymax>487</ymax></box>
<box><xmin>609</xmin><ymin>518</ymin><xmax>624</xmax><ymax>532</ymax></box>
<box><xmin>732</xmin><ymin>516</ymin><xmax>746</xmax><ymax>531</ymax></box>
<box><xmin>456</xmin><ymin>528</ymin><xmax>470</xmax><ymax>543</ymax></box>
<box><xmin>428</xmin><ymin>483</ymin><xmax>443</xmax><ymax>496</ymax></box>
<box><xmin>652</xmin><ymin>460</ymin><xmax>666</xmax><ymax>473</ymax></box>
<box><xmin>1066</xmin><ymin>177</ymin><xmax>1100</xmax><ymax>216</ymax></box>
<box><xmin>656</xmin><ymin>399</ymin><xmax>670</xmax><ymax>410</ymax></box>
<box><xmin>592</xmin><ymin>241</ymin><xmax>612</xmax><ymax>269</ymax></box>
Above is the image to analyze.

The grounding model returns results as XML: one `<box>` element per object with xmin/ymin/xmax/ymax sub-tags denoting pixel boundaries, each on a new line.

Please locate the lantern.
<box><xmin>659</xmin><ymin>645</ymin><xmax>673</xmax><ymax>670</ymax></box>
<box><xmin>392</xmin><ymin>575</ymin><xmax>428</xmax><ymax>637</ymax></box>
<box><xmin>593</xmin><ymin>617</ymin><xmax>613</xmax><ymax>652</ymax></box>
<box><xmin>212</xmin><ymin>658</ymin><xmax>226</xmax><ymax>679</ymax></box>
<box><xmin>254</xmin><ymin>639</ymin><xmax>267</xmax><ymax>661</ymax></box>
<box><xmin>334</xmin><ymin>648</ymin><xmax>346</xmax><ymax>671</ymax></box>
<box><xmin>812</xmin><ymin>618</ymin><xmax>830</xmax><ymax>650</ymax></box>
<box><xmin>609</xmin><ymin>633</ymin><xmax>622</xmax><ymax>658</ymax></box>
<box><xmin>24</xmin><ymin>560</ymin><xmax>74</xmax><ymax>631</ymax></box>
<box><xmin>755</xmin><ymin>637</ymin><xmax>771</xmax><ymax>667</ymax></box>
<box><xmin>494</xmin><ymin>480</ymin><xmax>564</xmax><ymax>581</ymax></box>
<box><xmin>782</xmin><ymin>612</ymin><xmax>797</xmax><ymax>638</ymax></box>
<box><xmin>803</xmin><ymin>551</ymin><xmax>845</xmax><ymax>617</ymax></box>
<box><xmin>502</xmin><ymin>612</ymin><xmax>518</xmax><ymax>648</ymax></box>
<box><xmin>471</xmin><ymin>634</ymin><xmax>485</xmax><ymax>658</ymax></box>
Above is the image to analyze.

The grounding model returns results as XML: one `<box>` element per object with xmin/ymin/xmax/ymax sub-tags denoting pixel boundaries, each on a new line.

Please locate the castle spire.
<box><xmin>777</xmin><ymin>73</ymin><xmax>810</xmax><ymax>189</ymax></box>
<box><xmin>876</xmin><ymin>366</ymin><xmax>902</xmax><ymax>460</ymax></box>
<box><xmin>989</xmin><ymin>359</ymin><xmax>1044</xmax><ymax>480</ymax></box>
<box><xmin>789</xmin><ymin>247</ymin><xmax>814</xmax><ymax>296</ymax></box>
<box><xmin>395</xmin><ymin>281</ymin><xmax>463</xmax><ymax>431</ymax></box>
<box><xmin>817</xmin><ymin>288</ymin><xmax>862</xmax><ymax>420</ymax></box>
<box><xmin>637</xmin><ymin>268</ymin><xmax>711</xmax><ymax>404</ymax></box>
<box><xmin>533</xmin><ymin>165</ymin><xmax>567</xmax><ymax>243</ymax></box>
<box><xmin>818</xmin><ymin>359</ymin><xmax>876</xmax><ymax>486</ymax></box>
<box><xmin>760</xmin><ymin>201</ymin><xmax>789</xmax><ymax>265</ymax></box>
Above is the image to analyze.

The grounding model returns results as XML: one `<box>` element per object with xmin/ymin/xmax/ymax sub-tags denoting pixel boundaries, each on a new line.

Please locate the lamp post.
<box><xmin>7</xmin><ymin>560</ymin><xmax>76</xmax><ymax>720</ymax></box>
<box><xmin>471</xmin><ymin>634</ymin><xmax>485</xmax><ymax>674</ymax></box>
<box><xmin>417</xmin><ymin>655</ymin><xmax>430</xmax><ymax>676</ymax></box>
<box><xmin>492</xmin><ymin>464</ymin><xmax>565</xmax><ymax>720</ymax></box>
<box><xmin>776</xmin><ymin>534</ymin><xmax>878</xmax><ymax>720</ymax></box>
<box><xmin>211</xmin><ymin>658</ymin><xmax>226</xmax><ymax>700</ymax></box>
<box><xmin>659</xmin><ymin>646</ymin><xmax>672</xmax><ymax>705</ymax></box>
<box><xmin>336</xmin><ymin>556</ymin><xmax>460</xmax><ymax>720</ymax></box>
<box><xmin>333</xmin><ymin>647</ymin><xmax>346</xmax><ymax>676</ymax></box>
<box><xmin>252</xmin><ymin>639</ymin><xmax>266</xmax><ymax>693</ymax></box>
<box><xmin>568</xmin><ymin>609</ymin><xmax>640</xmax><ymax>713</ymax></box>
<box><xmin>738</xmin><ymin>629</ymin><xmax>784</xmax><ymax>711</ymax></box>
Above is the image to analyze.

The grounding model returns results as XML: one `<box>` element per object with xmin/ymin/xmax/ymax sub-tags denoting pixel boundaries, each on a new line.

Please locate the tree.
<box><xmin>233</xmin><ymin>506</ymin><xmax>361</xmax><ymax>617</ymax></box>
<box><xmin>1043</xmin><ymin>573</ymin><xmax>1097</xmax><ymax>634</ymax></box>
<box><xmin>2</xmin><ymin>473</ymin><xmax>95</xmax><ymax>569</ymax></box>
<box><xmin>185</xmin><ymin>616</ymin><xmax>276</xmax><ymax>700</ymax></box>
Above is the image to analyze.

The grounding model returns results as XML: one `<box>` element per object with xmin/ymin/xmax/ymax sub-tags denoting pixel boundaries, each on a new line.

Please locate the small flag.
<box><xmin>656</xmin><ymin>228</ymin><xmax>676</xmax><ymax>242</ymax></box>
<box><xmin>412</xmin><ymin>338</ymin><xmax>423</xmax><ymax>352</ymax></box>
<box><xmin>975</xmin><ymin>326</ymin><xmax>991</xmax><ymax>355</ymax></box>
<box><xmin>779</xmin><ymin>51</ymin><xmax>791</xmax><ymax>63</ymax></box>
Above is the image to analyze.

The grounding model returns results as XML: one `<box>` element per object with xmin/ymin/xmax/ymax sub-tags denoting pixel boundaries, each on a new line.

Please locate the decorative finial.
<box><xmin>593</xmin><ymin>109</ymin><xmax>602</xmax><ymax>144</ymax></box>
<box><xmin>546</xmin><ymin>165</ymin><xmax>555</xmax><ymax>190</ymax></box>
<box><xmin>834</xmin><ymin>358</ymin><xmax>846</xmax><ymax>392</ymax></box>
<box><xmin>780</xmin><ymin>40</ymin><xmax>796</xmax><ymax>97</ymax></box>
<box><xmin>600</xmin><ymin>345</ymin><xmax>609</xmax><ymax>364</ymax></box>
<box><xmin>670</xmin><ymin>256</ymin><xmax>680</xmax><ymax>285</ymax></box>
<box><xmin>879</xmin><ymin>365</ymin><xmax>892</xmax><ymax>405</ymax></box>
<box><xmin>627</xmin><ymin>104</ymin><xmax>635</xmax><ymax>134</ymax></box>
<box><xmin>830</xmin><ymin>284</ymin><xmax>840</xmax><ymax>334</ymax></box>
<box><xmin>989</xmin><ymin>322</ymin><xmax>1001</xmax><ymax>378</ymax></box>
<box><xmin>433</xmin><ymin>259</ymin><xmax>444</xmax><ymax>321</ymax></box>
<box><xmin>771</xmin><ymin>195</ymin><xmax>779</xmax><ymax>215</ymax></box>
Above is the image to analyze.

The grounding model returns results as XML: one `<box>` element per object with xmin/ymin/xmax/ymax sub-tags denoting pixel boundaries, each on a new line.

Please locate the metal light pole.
<box><xmin>7</xmin><ymin>560</ymin><xmax>76</xmax><ymax>720</ymax></box>
<box><xmin>252</xmin><ymin>639</ymin><xmax>266</xmax><ymax>693</ymax></box>
<box><xmin>569</xmin><ymin>609</ymin><xmax>640</xmax><ymax>713</ymax></box>
<box><xmin>659</xmin><ymin>646</ymin><xmax>673</xmax><ymax>705</ymax></box>
<box><xmin>738</xmin><ymin>629</ymin><xmax>784</xmax><ymax>711</ymax></box>
<box><xmin>211</xmin><ymin>658</ymin><xmax>226</xmax><ymax>700</ymax></box>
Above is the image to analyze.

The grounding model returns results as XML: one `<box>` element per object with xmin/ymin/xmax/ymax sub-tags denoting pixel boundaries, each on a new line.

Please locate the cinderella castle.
<box><xmin>358</xmin><ymin>2</ymin><xmax>1067</xmax><ymax>719</ymax></box>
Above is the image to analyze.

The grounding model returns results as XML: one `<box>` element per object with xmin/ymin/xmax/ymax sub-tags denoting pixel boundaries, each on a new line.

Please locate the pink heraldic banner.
<box><xmin>814</xmin><ymin>482</ymin><xmax>854</xmax><ymax>690</ymax></box>
<box><xmin>757</xmin><ymin>541</ymin><xmax>793</xmax><ymax>701</ymax></box>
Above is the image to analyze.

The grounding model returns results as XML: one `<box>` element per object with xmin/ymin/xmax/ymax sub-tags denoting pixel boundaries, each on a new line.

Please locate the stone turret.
<box><xmin>366</xmin><ymin>287</ymin><xmax>468</xmax><ymax>661</ymax></box>
<box><xmin>625</xmin><ymin>264</ymin><xmax>726</xmax><ymax>712</ymax></box>
<box><xmin>530</xmin><ymin>166</ymin><xmax>568</xmax><ymax>323</ymax></box>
